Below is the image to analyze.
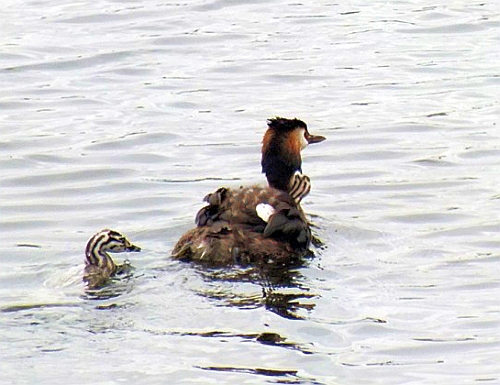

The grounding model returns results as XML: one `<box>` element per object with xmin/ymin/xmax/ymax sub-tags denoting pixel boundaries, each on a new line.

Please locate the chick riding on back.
<box><xmin>172</xmin><ymin>117</ymin><xmax>325</xmax><ymax>266</ymax></box>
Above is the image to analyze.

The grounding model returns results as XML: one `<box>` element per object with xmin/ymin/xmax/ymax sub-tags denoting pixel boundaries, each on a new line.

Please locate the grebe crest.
<box><xmin>172</xmin><ymin>117</ymin><xmax>325</xmax><ymax>266</ymax></box>
<box><xmin>84</xmin><ymin>229</ymin><xmax>141</xmax><ymax>288</ymax></box>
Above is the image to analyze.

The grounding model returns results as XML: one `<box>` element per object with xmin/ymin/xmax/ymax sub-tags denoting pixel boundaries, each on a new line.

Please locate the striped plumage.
<box><xmin>172</xmin><ymin>117</ymin><xmax>325</xmax><ymax>266</ymax></box>
<box><xmin>84</xmin><ymin>229</ymin><xmax>141</xmax><ymax>289</ymax></box>
<box><xmin>289</xmin><ymin>173</ymin><xmax>311</xmax><ymax>204</ymax></box>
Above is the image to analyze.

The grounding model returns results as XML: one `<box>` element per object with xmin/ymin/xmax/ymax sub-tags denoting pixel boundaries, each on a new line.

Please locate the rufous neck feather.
<box><xmin>261</xmin><ymin>128</ymin><xmax>302</xmax><ymax>191</ymax></box>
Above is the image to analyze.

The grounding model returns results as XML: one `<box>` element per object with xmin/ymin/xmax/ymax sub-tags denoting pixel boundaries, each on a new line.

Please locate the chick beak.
<box><xmin>305</xmin><ymin>132</ymin><xmax>326</xmax><ymax>144</ymax></box>
<box><xmin>127</xmin><ymin>244</ymin><xmax>141</xmax><ymax>252</ymax></box>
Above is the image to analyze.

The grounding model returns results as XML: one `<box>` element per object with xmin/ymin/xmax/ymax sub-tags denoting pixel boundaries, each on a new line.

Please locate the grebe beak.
<box><xmin>127</xmin><ymin>244</ymin><xmax>141</xmax><ymax>252</ymax></box>
<box><xmin>305</xmin><ymin>132</ymin><xmax>326</xmax><ymax>144</ymax></box>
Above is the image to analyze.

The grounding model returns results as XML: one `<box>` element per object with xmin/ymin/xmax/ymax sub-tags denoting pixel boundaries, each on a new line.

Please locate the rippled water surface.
<box><xmin>1</xmin><ymin>0</ymin><xmax>499</xmax><ymax>384</ymax></box>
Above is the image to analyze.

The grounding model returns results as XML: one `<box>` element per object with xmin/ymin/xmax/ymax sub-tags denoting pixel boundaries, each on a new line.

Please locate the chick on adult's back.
<box><xmin>172</xmin><ymin>117</ymin><xmax>325</xmax><ymax>266</ymax></box>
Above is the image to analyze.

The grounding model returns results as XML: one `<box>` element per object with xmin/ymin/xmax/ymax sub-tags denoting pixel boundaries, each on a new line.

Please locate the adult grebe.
<box><xmin>172</xmin><ymin>117</ymin><xmax>325</xmax><ymax>266</ymax></box>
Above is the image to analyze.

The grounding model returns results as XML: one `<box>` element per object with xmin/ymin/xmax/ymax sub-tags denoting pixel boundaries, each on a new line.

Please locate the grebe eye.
<box><xmin>299</xmin><ymin>128</ymin><xmax>309</xmax><ymax>150</ymax></box>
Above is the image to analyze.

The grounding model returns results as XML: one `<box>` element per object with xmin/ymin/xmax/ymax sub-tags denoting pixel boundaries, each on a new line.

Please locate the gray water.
<box><xmin>1</xmin><ymin>1</ymin><xmax>499</xmax><ymax>384</ymax></box>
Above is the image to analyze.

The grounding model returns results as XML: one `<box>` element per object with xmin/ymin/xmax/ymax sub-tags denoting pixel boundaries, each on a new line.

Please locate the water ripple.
<box><xmin>1</xmin><ymin>1</ymin><xmax>498</xmax><ymax>384</ymax></box>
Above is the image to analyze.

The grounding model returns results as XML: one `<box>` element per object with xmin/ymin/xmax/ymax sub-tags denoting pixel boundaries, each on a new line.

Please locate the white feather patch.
<box><xmin>256</xmin><ymin>203</ymin><xmax>276</xmax><ymax>223</ymax></box>
<box><xmin>299</xmin><ymin>128</ymin><xmax>308</xmax><ymax>150</ymax></box>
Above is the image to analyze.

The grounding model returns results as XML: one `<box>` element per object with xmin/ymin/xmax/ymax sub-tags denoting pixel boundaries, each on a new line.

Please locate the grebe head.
<box><xmin>85</xmin><ymin>229</ymin><xmax>141</xmax><ymax>272</ymax></box>
<box><xmin>261</xmin><ymin>117</ymin><xmax>325</xmax><ymax>191</ymax></box>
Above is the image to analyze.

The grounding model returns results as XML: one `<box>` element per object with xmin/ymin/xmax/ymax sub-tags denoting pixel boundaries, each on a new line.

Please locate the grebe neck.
<box><xmin>85</xmin><ymin>233</ymin><xmax>117</xmax><ymax>274</ymax></box>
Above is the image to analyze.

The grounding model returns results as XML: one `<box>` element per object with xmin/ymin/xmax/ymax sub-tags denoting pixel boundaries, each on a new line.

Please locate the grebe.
<box><xmin>84</xmin><ymin>229</ymin><xmax>141</xmax><ymax>289</ymax></box>
<box><xmin>172</xmin><ymin>117</ymin><xmax>325</xmax><ymax>266</ymax></box>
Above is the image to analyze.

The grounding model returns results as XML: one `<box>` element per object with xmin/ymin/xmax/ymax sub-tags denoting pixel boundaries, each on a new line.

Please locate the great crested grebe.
<box><xmin>172</xmin><ymin>117</ymin><xmax>325</xmax><ymax>266</ymax></box>
<box><xmin>84</xmin><ymin>229</ymin><xmax>141</xmax><ymax>289</ymax></box>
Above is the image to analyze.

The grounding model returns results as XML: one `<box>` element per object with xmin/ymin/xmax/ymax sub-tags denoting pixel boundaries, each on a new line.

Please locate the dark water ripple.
<box><xmin>1</xmin><ymin>0</ymin><xmax>499</xmax><ymax>384</ymax></box>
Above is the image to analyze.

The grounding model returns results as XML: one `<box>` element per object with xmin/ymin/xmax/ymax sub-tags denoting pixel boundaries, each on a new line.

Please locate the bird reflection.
<box><xmin>194</xmin><ymin>257</ymin><xmax>318</xmax><ymax>320</ymax></box>
<box><xmin>263</xmin><ymin>288</ymin><xmax>316</xmax><ymax>320</ymax></box>
<box><xmin>260</xmin><ymin>262</ymin><xmax>317</xmax><ymax>320</ymax></box>
<box><xmin>83</xmin><ymin>276</ymin><xmax>135</xmax><ymax>300</ymax></box>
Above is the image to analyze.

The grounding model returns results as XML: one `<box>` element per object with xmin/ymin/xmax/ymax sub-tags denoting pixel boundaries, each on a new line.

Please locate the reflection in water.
<box><xmin>193</xmin><ymin>258</ymin><xmax>319</xmax><ymax>320</ymax></box>
<box><xmin>83</xmin><ymin>273</ymin><xmax>136</xmax><ymax>300</ymax></box>
<box><xmin>264</xmin><ymin>290</ymin><xmax>317</xmax><ymax>320</ymax></box>
<box><xmin>197</xmin><ymin>365</ymin><xmax>298</xmax><ymax>378</ymax></box>
<box><xmin>0</xmin><ymin>302</ymin><xmax>81</xmax><ymax>314</ymax></box>
<box><xmin>197</xmin><ymin>366</ymin><xmax>326</xmax><ymax>385</ymax></box>
<box><xmin>161</xmin><ymin>329</ymin><xmax>314</xmax><ymax>354</ymax></box>
<box><xmin>145</xmin><ymin>327</ymin><xmax>319</xmax><ymax>384</ymax></box>
<box><xmin>260</xmin><ymin>262</ymin><xmax>318</xmax><ymax>320</ymax></box>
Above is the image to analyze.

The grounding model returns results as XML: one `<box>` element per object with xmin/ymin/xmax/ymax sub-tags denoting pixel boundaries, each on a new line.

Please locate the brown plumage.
<box><xmin>262</xmin><ymin>117</ymin><xmax>325</xmax><ymax>191</ymax></box>
<box><xmin>172</xmin><ymin>117</ymin><xmax>325</xmax><ymax>266</ymax></box>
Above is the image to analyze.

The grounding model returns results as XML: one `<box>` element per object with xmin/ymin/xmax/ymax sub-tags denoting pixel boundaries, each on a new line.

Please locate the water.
<box><xmin>1</xmin><ymin>0</ymin><xmax>499</xmax><ymax>384</ymax></box>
